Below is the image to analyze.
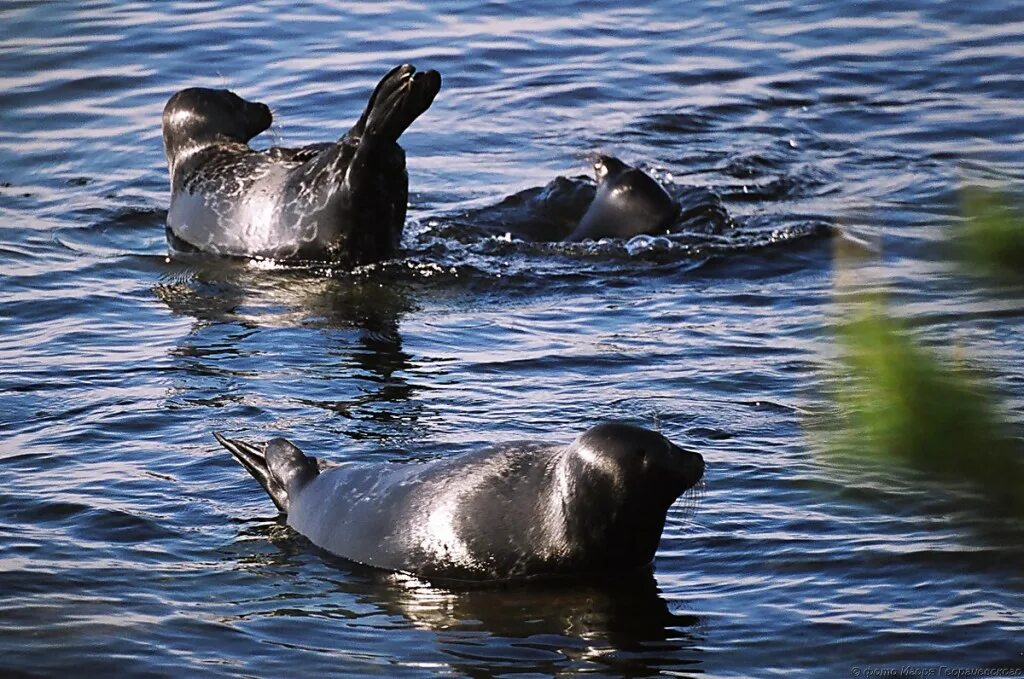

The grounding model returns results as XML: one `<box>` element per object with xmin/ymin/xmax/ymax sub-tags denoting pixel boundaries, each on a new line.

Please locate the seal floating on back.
<box><xmin>161</xmin><ymin>64</ymin><xmax>441</xmax><ymax>264</ymax></box>
<box><xmin>215</xmin><ymin>422</ymin><xmax>704</xmax><ymax>582</ymax></box>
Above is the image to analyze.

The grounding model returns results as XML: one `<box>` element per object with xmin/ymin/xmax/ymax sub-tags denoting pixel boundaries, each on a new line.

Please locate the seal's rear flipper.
<box><xmin>347</xmin><ymin>64</ymin><xmax>408</xmax><ymax>139</ymax></box>
<box><xmin>348</xmin><ymin>64</ymin><xmax>441</xmax><ymax>146</ymax></box>
<box><xmin>215</xmin><ymin>432</ymin><xmax>319</xmax><ymax>513</ymax></box>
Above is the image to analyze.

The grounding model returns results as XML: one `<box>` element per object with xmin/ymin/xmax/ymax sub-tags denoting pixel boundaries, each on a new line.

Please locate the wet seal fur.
<box><xmin>215</xmin><ymin>422</ymin><xmax>704</xmax><ymax>582</ymax></box>
<box><xmin>161</xmin><ymin>64</ymin><xmax>441</xmax><ymax>265</ymax></box>
<box><xmin>565</xmin><ymin>155</ymin><xmax>679</xmax><ymax>241</ymax></box>
<box><xmin>459</xmin><ymin>155</ymin><xmax>688</xmax><ymax>243</ymax></box>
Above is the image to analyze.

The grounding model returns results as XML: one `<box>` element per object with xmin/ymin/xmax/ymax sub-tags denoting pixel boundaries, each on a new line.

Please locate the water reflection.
<box><xmin>152</xmin><ymin>261</ymin><xmax>423</xmax><ymax>442</ymax></box>
<box><xmin>379</xmin><ymin>572</ymin><xmax>703</xmax><ymax>677</ymax></box>
<box><xmin>153</xmin><ymin>259</ymin><xmax>413</xmax><ymax>331</ymax></box>
<box><xmin>232</xmin><ymin>517</ymin><xmax>703</xmax><ymax>677</ymax></box>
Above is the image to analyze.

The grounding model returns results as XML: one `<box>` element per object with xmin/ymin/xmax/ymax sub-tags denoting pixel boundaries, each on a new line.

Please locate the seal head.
<box><xmin>213</xmin><ymin>433</ymin><xmax>320</xmax><ymax>512</ymax></box>
<box><xmin>162</xmin><ymin>88</ymin><xmax>272</xmax><ymax>176</ymax></box>
<box><xmin>555</xmin><ymin>422</ymin><xmax>705</xmax><ymax>570</ymax></box>
<box><xmin>565</xmin><ymin>155</ymin><xmax>679</xmax><ymax>242</ymax></box>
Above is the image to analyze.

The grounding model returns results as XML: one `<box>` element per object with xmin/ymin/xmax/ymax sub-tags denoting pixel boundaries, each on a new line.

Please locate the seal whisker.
<box><xmin>674</xmin><ymin>478</ymin><xmax>706</xmax><ymax>520</ymax></box>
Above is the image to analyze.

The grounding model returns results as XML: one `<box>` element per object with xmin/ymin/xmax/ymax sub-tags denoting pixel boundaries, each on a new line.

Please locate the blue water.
<box><xmin>2</xmin><ymin>1</ymin><xmax>1023</xmax><ymax>676</ymax></box>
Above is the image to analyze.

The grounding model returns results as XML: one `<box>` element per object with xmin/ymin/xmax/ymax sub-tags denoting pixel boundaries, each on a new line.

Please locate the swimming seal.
<box><xmin>161</xmin><ymin>64</ymin><xmax>441</xmax><ymax>264</ymax></box>
<box><xmin>565</xmin><ymin>155</ymin><xmax>679</xmax><ymax>242</ymax></box>
<box><xmin>215</xmin><ymin>422</ymin><xmax>704</xmax><ymax>582</ymax></box>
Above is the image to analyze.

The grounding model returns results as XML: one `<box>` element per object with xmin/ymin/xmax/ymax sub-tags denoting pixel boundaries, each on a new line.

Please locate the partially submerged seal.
<box><xmin>161</xmin><ymin>64</ymin><xmax>441</xmax><ymax>264</ymax></box>
<box><xmin>565</xmin><ymin>155</ymin><xmax>679</xmax><ymax>242</ymax></box>
<box><xmin>215</xmin><ymin>422</ymin><xmax>704</xmax><ymax>582</ymax></box>
<box><xmin>459</xmin><ymin>155</ymin><xmax>684</xmax><ymax>243</ymax></box>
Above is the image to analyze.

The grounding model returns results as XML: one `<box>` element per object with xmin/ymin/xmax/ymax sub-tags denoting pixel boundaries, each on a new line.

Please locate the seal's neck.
<box><xmin>554</xmin><ymin>447</ymin><xmax>673</xmax><ymax>571</ymax></box>
<box><xmin>167</xmin><ymin>141</ymin><xmax>252</xmax><ymax>191</ymax></box>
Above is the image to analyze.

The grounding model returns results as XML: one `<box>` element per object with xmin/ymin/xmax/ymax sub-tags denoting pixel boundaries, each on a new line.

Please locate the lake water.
<box><xmin>2</xmin><ymin>1</ymin><xmax>1023</xmax><ymax>676</ymax></box>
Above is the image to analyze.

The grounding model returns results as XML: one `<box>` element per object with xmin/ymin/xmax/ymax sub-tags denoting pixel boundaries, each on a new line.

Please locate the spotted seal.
<box><xmin>161</xmin><ymin>64</ymin><xmax>441</xmax><ymax>264</ymax></box>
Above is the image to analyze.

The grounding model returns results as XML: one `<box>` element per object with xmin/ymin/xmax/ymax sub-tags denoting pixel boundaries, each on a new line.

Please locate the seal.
<box><xmin>457</xmin><ymin>156</ymin><xmax>685</xmax><ymax>242</ymax></box>
<box><xmin>215</xmin><ymin>422</ymin><xmax>704</xmax><ymax>582</ymax></box>
<box><xmin>564</xmin><ymin>155</ymin><xmax>679</xmax><ymax>242</ymax></box>
<box><xmin>161</xmin><ymin>64</ymin><xmax>441</xmax><ymax>265</ymax></box>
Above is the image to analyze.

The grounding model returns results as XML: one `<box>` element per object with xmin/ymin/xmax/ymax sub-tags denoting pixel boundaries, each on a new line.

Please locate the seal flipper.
<box><xmin>214</xmin><ymin>433</ymin><xmax>319</xmax><ymax>513</ymax></box>
<box><xmin>346</xmin><ymin>64</ymin><xmax>412</xmax><ymax>141</ymax></box>
<box><xmin>336</xmin><ymin>64</ymin><xmax>440</xmax><ymax>265</ymax></box>
<box><xmin>352</xmin><ymin>65</ymin><xmax>441</xmax><ymax>147</ymax></box>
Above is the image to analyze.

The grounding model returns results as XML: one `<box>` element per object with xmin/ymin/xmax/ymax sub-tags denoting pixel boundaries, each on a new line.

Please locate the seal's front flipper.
<box><xmin>348</xmin><ymin>64</ymin><xmax>441</xmax><ymax>146</ymax></box>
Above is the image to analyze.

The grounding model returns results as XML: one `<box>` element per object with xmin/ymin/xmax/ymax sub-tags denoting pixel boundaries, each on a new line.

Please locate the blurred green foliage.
<box><xmin>820</xmin><ymin>190</ymin><xmax>1024</xmax><ymax>518</ymax></box>
<box><xmin>829</xmin><ymin>298</ymin><xmax>1024</xmax><ymax>517</ymax></box>
<box><xmin>960</xmin><ymin>187</ymin><xmax>1024</xmax><ymax>282</ymax></box>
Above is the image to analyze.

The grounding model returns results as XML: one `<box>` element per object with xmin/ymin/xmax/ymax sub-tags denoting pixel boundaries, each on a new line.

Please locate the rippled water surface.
<box><xmin>2</xmin><ymin>1</ymin><xmax>1024</xmax><ymax>676</ymax></box>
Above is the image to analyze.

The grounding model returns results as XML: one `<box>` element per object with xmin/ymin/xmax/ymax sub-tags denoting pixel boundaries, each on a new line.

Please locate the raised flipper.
<box><xmin>347</xmin><ymin>64</ymin><xmax>441</xmax><ymax>147</ymax></box>
<box><xmin>326</xmin><ymin>64</ymin><xmax>441</xmax><ymax>265</ymax></box>
<box><xmin>346</xmin><ymin>64</ymin><xmax>406</xmax><ymax>140</ymax></box>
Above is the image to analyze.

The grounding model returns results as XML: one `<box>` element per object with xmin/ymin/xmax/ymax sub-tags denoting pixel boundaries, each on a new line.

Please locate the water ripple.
<box><xmin>1</xmin><ymin>0</ymin><xmax>1023</xmax><ymax>676</ymax></box>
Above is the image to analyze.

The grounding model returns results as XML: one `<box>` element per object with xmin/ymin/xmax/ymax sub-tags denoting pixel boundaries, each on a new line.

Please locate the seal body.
<box><xmin>215</xmin><ymin>422</ymin><xmax>704</xmax><ymax>582</ymax></box>
<box><xmin>565</xmin><ymin>156</ymin><xmax>679</xmax><ymax>242</ymax></box>
<box><xmin>161</xmin><ymin>64</ymin><xmax>441</xmax><ymax>265</ymax></box>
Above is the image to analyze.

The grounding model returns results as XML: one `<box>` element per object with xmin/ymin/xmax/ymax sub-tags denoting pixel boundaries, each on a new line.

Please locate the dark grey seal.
<box><xmin>161</xmin><ymin>64</ymin><xmax>441</xmax><ymax>265</ymax></box>
<box><xmin>565</xmin><ymin>155</ymin><xmax>679</xmax><ymax>242</ymax></box>
<box><xmin>215</xmin><ymin>422</ymin><xmax>704</xmax><ymax>582</ymax></box>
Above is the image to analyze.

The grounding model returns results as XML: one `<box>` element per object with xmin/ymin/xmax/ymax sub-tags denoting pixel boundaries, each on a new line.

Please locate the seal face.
<box><xmin>215</xmin><ymin>422</ymin><xmax>704</xmax><ymax>582</ymax></box>
<box><xmin>161</xmin><ymin>64</ymin><xmax>441</xmax><ymax>265</ymax></box>
<box><xmin>565</xmin><ymin>155</ymin><xmax>679</xmax><ymax>242</ymax></box>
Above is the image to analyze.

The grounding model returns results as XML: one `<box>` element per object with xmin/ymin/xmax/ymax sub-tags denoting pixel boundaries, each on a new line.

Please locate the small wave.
<box><xmin>406</xmin><ymin>171</ymin><xmax>831</xmax><ymax>276</ymax></box>
<box><xmin>152</xmin><ymin>162</ymin><xmax>832</xmax><ymax>286</ymax></box>
<box><xmin>54</xmin><ymin>205</ymin><xmax>167</xmax><ymax>258</ymax></box>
